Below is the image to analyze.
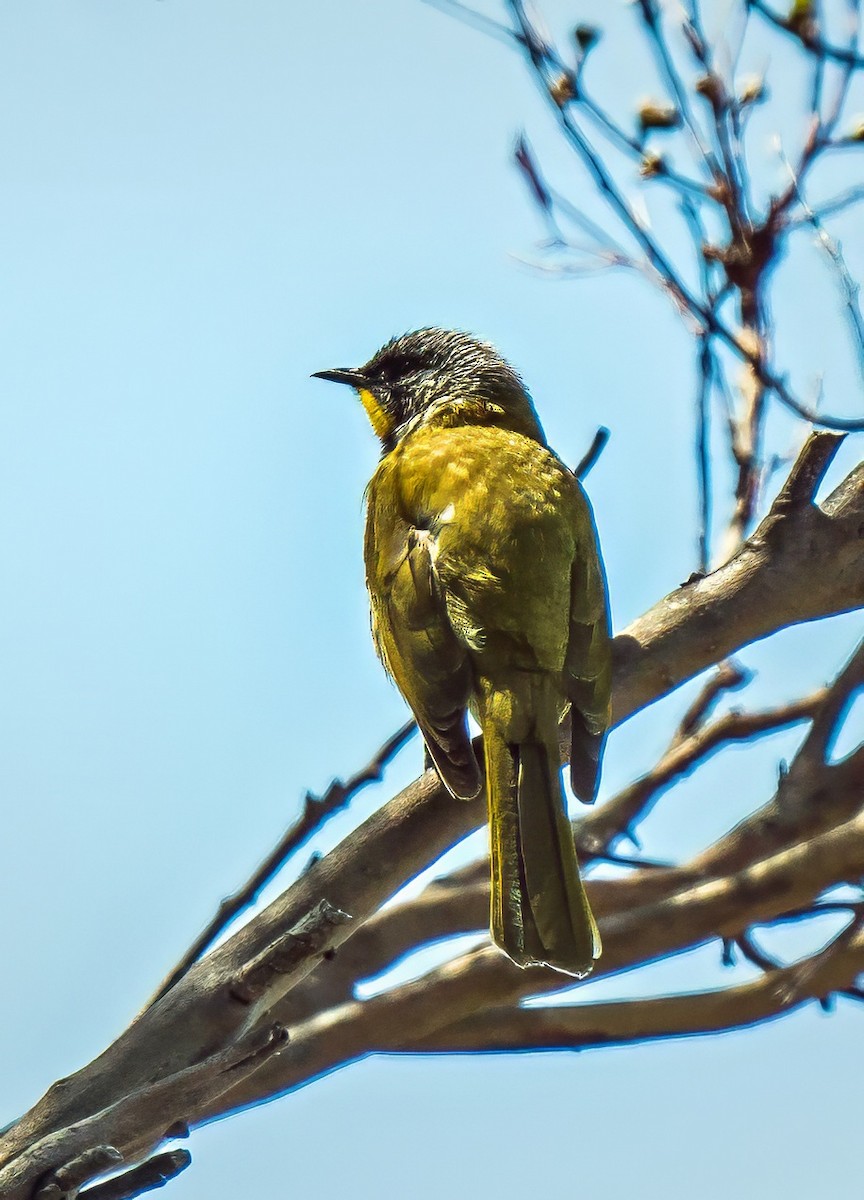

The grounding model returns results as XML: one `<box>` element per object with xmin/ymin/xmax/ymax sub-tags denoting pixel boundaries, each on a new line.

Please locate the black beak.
<box><xmin>311</xmin><ymin>367</ymin><xmax>368</xmax><ymax>388</ymax></box>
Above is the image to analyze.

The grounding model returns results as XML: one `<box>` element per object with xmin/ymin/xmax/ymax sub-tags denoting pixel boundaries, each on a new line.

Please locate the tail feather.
<box><xmin>570</xmin><ymin>709</ymin><xmax>605</xmax><ymax>803</ymax></box>
<box><xmin>484</xmin><ymin>723</ymin><xmax>600</xmax><ymax>977</ymax></box>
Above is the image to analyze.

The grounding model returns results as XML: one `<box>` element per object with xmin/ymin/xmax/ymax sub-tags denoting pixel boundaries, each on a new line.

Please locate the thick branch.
<box><xmin>282</xmin><ymin>682</ymin><xmax>827</xmax><ymax>1013</ymax></box>
<box><xmin>210</xmin><ymin>803</ymin><xmax>864</xmax><ymax>1110</ymax></box>
<box><xmin>412</xmin><ymin>926</ymin><xmax>864</xmax><ymax>1052</ymax></box>
<box><xmin>614</xmin><ymin>432</ymin><xmax>863</xmax><ymax>719</ymax></box>
<box><xmin>2</xmin><ymin>435</ymin><xmax>862</xmax><ymax>1199</ymax></box>
<box><xmin>148</xmin><ymin>721</ymin><xmax>415</xmax><ymax>1005</ymax></box>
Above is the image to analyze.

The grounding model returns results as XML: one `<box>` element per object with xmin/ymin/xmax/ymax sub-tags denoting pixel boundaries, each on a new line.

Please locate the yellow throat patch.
<box><xmin>358</xmin><ymin>388</ymin><xmax>394</xmax><ymax>440</ymax></box>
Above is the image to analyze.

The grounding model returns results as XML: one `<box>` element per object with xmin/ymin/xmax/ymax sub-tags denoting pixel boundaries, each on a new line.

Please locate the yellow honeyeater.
<box><xmin>314</xmin><ymin>328</ymin><xmax>611</xmax><ymax>977</ymax></box>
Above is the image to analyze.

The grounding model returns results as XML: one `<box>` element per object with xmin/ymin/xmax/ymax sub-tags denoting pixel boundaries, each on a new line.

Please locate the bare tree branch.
<box><xmin>7</xmin><ymin>6</ymin><xmax>864</xmax><ymax>1198</ymax></box>
<box><xmin>147</xmin><ymin>720</ymin><xmax>416</xmax><ymax>1005</ymax></box>
<box><xmin>210</xmin><ymin>776</ymin><xmax>864</xmax><ymax>1111</ymax></box>
<box><xmin>412</xmin><ymin>930</ymin><xmax>864</xmax><ymax>1052</ymax></box>
<box><xmin>2</xmin><ymin>432</ymin><xmax>862</xmax><ymax>1200</ymax></box>
<box><xmin>81</xmin><ymin>1151</ymin><xmax>192</xmax><ymax>1200</ymax></box>
<box><xmin>576</xmin><ymin>689</ymin><xmax>826</xmax><ymax>858</ymax></box>
<box><xmin>749</xmin><ymin>0</ymin><xmax>864</xmax><ymax>66</ymax></box>
<box><xmin>284</xmin><ymin>635</ymin><xmax>862</xmax><ymax>1010</ymax></box>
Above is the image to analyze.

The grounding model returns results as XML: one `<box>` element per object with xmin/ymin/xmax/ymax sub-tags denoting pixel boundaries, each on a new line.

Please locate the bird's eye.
<box><xmin>373</xmin><ymin>355</ymin><xmax>415</xmax><ymax>384</ymax></box>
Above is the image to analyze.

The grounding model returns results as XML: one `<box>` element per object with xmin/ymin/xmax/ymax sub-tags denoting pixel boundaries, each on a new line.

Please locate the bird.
<box><xmin>313</xmin><ymin>328</ymin><xmax>611</xmax><ymax>977</ymax></box>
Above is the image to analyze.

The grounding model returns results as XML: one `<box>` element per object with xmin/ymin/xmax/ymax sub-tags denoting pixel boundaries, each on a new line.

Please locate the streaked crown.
<box><xmin>313</xmin><ymin>327</ymin><xmax>546</xmax><ymax>449</ymax></box>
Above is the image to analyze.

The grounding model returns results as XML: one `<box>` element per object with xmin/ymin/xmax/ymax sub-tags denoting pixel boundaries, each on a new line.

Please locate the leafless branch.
<box><xmin>675</xmin><ymin>660</ymin><xmax>749</xmax><ymax>742</ymax></box>
<box><xmin>576</xmin><ymin>689</ymin><xmax>825</xmax><ymax>859</ymax></box>
<box><xmin>2</xmin><ymin>433</ymin><xmax>862</xmax><ymax>1200</ymax></box>
<box><xmin>805</xmin><ymin>202</ymin><xmax>864</xmax><ymax>383</ymax></box>
<box><xmin>573</xmin><ymin>426</ymin><xmax>610</xmax><ymax>479</ymax></box>
<box><xmin>7</xmin><ymin>7</ymin><xmax>864</xmax><ymax>1198</ymax></box>
<box><xmin>749</xmin><ymin>0</ymin><xmax>864</xmax><ymax>67</ymax></box>
<box><xmin>146</xmin><ymin>720</ymin><xmax>416</xmax><ymax>1005</ymax></box>
<box><xmin>80</xmin><ymin>1151</ymin><xmax>192</xmax><ymax>1200</ymax></box>
<box><xmin>410</xmin><ymin>923</ymin><xmax>864</xmax><ymax>1052</ymax></box>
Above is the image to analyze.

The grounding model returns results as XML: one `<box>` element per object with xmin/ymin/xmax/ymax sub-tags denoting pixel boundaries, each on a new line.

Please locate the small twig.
<box><xmin>733</xmin><ymin>928</ymin><xmax>782</xmax><ymax>972</ymax></box>
<box><xmin>749</xmin><ymin>0</ymin><xmax>864</xmax><ymax>66</ymax></box>
<box><xmin>517</xmin><ymin>251</ymin><xmax>637</xmax><ymax>279</ymax></box>
<box><xmin>773</xmin><ymin>1</ymin><xmax>861</xmax><ymax>212</ymax></box>
<box><xmin>674</xmin><ymin>660</ymin><xmax>749</xmax><ymax>743</ymax></box>
<box><xmin>574</xmin><ymin>426</ymin><xmax>610</xmax><ymax>480</ymax></box>
<box><xmin>695</xmin><ymin>332</ymin><xmax>714</xmax><ymax>572</ymax></box>
<box><xmin>513</xmin><ymin>134</ymin><xmax>567</xmax><ymax>245</ymax></box>
<box><xmin>789</xmin><ymin>637</ymin><xmax>864</xmax><ymax>773</ymax></box>
<box><xmin>513</xmin><ymin>134</ymin><xmax>553</xmax><ymax>217</ymax></box>
<box><xmin>577</xmin><ymin>689</ymin><xmax>825</xmax><ymax>858</ymax></box>
<box><xmin>797</xmin><ymin>189</ymin><xmax>864</xmax><ymax>385</ymax></box>
<box><xmin>776</xmin><ymin>908</ymin><xmax>864</xmax><ymax>1006</ymax></box>
<box><xmin>546</xmin><ymin>186</ymin><xmax>627</xmax><ymax>253</ymax></box>
<box><xmin>777</xmin><ymin>135</ymin><xmax>864</xmax><ymax>385</ymax></box>
<box><xmin>797</xmin><ymin>183</ymin><xmax>864</xmax><ymax>222</ymax></box>
<box><xmin>80</xmin><ymin>1151</ymin><xmax>192</xmax><ymax>1200</ymax></box>
<box><xmin>809</xmin><ymin>0</ymin><xmax>827</xmax><ymax>116</ymax></box>
<box><xmin>505</xmin><ymin>3</ymin><xmax>864</xmax><ymax>433</ymax></box>
<box><xmin>679</xmin><ymin>191</ymin><xmax>723</xmax><ymax>571</ymax></box>
<box><xmin>828</xmin><ymin>0</ymin><xmax>861</xmax><ymax>129</ymax></box>
<box><xmin>680</xmin><ymin>10</ymin><xmax>751</xmax><ymax>232</ymax></box>
<box><xmin>421</xmin><ymin>0</ymin><xmax>516</xmax><ymax>45</ymax></box>
<box><xmin>577</xmin><ymin>83</ymin><xmax>712</xmax><ymax>201</ymax></box>
<box><xmin>635</xmin><ymin>0</ymin><xmax>717</xmax><ymax>172</ymax></box>
<box><xmin>146</xmin><ymin>721</ymin><xmax>416</xmax><ymax>1006</ymax></box>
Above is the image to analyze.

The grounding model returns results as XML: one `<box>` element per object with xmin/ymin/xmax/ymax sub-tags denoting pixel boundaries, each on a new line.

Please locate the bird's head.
<box><xmin>312</xmin><ymin>327</ymin><xmax>545</xmax><ymax>451</ymax></box>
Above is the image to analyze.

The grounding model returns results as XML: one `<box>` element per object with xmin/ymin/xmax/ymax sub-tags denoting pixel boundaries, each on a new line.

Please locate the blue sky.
<box><xmin>1</xmin><ymin>2</ymin><xmax>862</xmax><ymax>1197</ymax></box>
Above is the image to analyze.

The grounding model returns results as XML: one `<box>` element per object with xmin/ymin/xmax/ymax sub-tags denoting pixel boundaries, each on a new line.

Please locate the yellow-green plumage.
<box><xmin>315</xmin><ymin>328</ymin><xmax>611</xmax><ymax>977</ymax></box>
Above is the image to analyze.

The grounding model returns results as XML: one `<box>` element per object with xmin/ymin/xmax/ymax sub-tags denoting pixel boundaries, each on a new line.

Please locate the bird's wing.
<box><xmin>365</xmin><ymin>499</ymin><xmax>481</xmax><ymax>801</ymax></box>
<box><xmin>563</xmin><ymin>484</ymin><xmax>612</xmax><ymax>803</ymax></box>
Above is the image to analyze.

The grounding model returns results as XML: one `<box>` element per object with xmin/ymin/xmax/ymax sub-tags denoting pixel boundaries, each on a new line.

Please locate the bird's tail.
<box><xmin>483</xmin><ymin>717</ymin><xmax>600</xmax><ymax>977</ymax></box>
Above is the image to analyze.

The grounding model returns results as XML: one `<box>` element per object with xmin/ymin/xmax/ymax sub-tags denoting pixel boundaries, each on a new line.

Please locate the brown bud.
<box><xmin>695</xmin><ymin>73</ymin><xmax>726</xmax><ymax>109</ymax></box>
<box><xmin>549</xmin><ymin>71</ymin><xmax>576</xmax><ymax>107</ymax></box>
<box><xmin>574</xmin><ymin>23</ymin><xmax>600</xmax><ymax>52</ymax></box>
<box><xmin>738</xmin><ymin>75</ymin><xmax>767</xmax><ymax>106</ymax></box>
<box><xmin>703</xmin><ymin>176</ymin><xmax>730</xmax><ymax>205</ymax></box>
<box><xmin>639</xmin><ymin>151</ymin><xmax>665</xmax><ymax>178</ymax></box>
<box><xmin>637</xmin><ymin>98</ymin><xmax>681</xmax><ymax>132</ymax></box>
<box><xmin>848</xmin><ymin>117</ymin><xmax>864</xmax><ymax>142</ymax></box>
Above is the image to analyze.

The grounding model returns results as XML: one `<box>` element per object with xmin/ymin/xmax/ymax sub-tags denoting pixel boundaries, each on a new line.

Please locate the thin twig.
<box><xmin>505</xmin><ymin>1</ymin><xmax>864</xmax><ymax>432</ymax></box>
<box><xmin>636</xmin><ymin>0</ymin><xmax>717</xmax><ymax>173</ymax></box>
<box><xmin>787</xmin><ymin>163</ymin><xmax>864</xmax><ymax>386</ymax></box>
<box><xmin>695</xmin><ymin>332</ymin><xmax>714</xmax><ymax>572</ymax></box>
<box><xmin>421</xmin><ymin>0</ymin><xmax>516</xmax><ymax>45</ymax></box>
<box><xmin>674</xmin><ymin>661</ymin><xmax>749</xmax><ymax>743</ymax></box>
<box><xmin>574</xmin><ymin>426</ymin><xmax>610</xmax><ymax>480</ymax></box>
<box><xmin>679</xmin><ymin>7</ymin><xmax>751</xmax><ymax>232</ymax></box>
<box><xmin>798</xmin><ymin>183</ymin><xmax>864</xmax><ymax>222</ymax></box>
<box><xmin>146</xmin><ymin>721</ymin><xmax>416</xmax><ymax>1006</ymax></box>
<box><xmin>733</xmin><ymin>928</ymin><xmax>782</xmax><ymax>972</ymax></box>
<box><xmin>749</xmin><ymin>0</ymin><xmax>864</xmax><ymax>66</ymax></box>
<box><xmin>576</xmin><ymin>690</ymin><xmax>825</xmax><ymax>857</ymax></box>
